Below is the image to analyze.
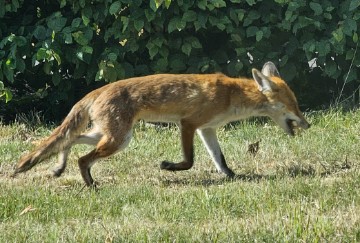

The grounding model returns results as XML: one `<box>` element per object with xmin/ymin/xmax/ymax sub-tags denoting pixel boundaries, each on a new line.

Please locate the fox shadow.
<box><xmin>161</xmin><ymin>162</ymin><xmax>353</xmax><ymax>187</ymax></box>
<box><xmin>161</xmin><ymin>173</ymin><xmax>276</xmax><ymax>187</ymax></box>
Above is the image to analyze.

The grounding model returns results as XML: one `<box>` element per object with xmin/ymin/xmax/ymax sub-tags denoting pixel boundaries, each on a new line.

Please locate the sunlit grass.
<box><xmin>0</xmin><ymin>109</ymin><xmax>359</xmax><ymax>242</ymax></box>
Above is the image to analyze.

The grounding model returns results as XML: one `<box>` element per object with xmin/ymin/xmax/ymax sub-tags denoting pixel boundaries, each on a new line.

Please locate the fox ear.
<box><xmin>261</xmin><ymin>61</ymin><xmax>280</xmax><ymax>77</ymax></box>
<box><xmin>252</xmin><ymin>68</ymin><xmax>273</xmax><ymax>93</ymax></box>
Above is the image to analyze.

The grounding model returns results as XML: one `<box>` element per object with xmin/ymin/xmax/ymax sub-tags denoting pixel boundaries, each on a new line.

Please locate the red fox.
<box><xmin>14</xmin><ymin>62</ymin><xmax>310</xmax><ymax>187</ymax></box>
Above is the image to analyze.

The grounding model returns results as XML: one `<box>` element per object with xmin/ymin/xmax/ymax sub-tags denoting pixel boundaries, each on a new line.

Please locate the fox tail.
<box><xmin>13</xmin><ymin>99</ymin><xmax>93</xmax><ymax>175</ymax></box>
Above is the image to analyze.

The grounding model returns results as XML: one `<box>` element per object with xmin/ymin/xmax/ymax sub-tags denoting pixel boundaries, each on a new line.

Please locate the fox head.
<box><xmin>252</xmin><ymin>62</ymin><xmax>310</xmax><ymax>136</ymax></box>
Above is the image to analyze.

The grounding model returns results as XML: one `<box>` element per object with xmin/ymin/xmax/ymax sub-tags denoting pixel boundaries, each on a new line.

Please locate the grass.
<box><xmin>0</xmin><ymin>109</ymin><xmax>359</xmax><ymax>242</ymax></box>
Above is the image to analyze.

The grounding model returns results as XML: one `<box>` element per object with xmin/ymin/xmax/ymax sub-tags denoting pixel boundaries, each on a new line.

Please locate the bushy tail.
<box><xmin>14</xmin><ymin>98</ymin><xmax>93</xmax><ymax>174</ymax></box>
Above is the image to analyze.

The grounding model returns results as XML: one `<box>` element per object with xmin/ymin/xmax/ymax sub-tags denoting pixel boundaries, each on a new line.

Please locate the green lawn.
<box><xmin>0</xmin><ymin>109</ymin><xmax>359</xmax><ymax>242</ymax></box>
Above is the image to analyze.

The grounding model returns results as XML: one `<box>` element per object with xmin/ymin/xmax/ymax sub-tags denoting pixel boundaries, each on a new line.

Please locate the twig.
<box><xmin>75</xmin><ymin>184</ymin><xmax>87</xmax><ymax>197</ymax></box>
<box><xmin>335</xmin><ymin>41</ymin><xmax>359</xmax><ymax>105</ymax></box>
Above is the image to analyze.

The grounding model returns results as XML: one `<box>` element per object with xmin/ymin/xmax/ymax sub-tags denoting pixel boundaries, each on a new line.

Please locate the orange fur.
<box><xmin>14</xmin><ymin>62</ymin><xmax>310</xmax><ymax>187</ymax></box>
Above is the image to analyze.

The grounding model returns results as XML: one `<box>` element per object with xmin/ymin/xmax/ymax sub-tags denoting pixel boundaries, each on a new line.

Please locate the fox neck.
<box><xmin>229</xmin><ymin>79</ymin><xmax>270</xmax><ymax>118</ymax></box>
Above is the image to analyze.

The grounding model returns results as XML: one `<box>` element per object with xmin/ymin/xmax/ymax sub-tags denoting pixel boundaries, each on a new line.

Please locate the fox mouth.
<box><xmin>286</xmin><ymin>119</ymin><xmax>296</xmax><ymax>136</ymax></box>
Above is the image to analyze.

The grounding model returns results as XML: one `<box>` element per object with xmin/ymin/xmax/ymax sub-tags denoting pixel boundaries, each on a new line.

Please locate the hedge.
<box><xmin>0</xmin><ymin>0</ymin><xmax>359</xmax><ymax>120</ymax></box>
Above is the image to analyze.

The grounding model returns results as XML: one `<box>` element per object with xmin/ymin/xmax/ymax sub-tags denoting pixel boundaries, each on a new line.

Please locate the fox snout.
<box><xmin>284</xmin><ymin>116</ymin><xmax>310</xmax><ymax>136</ymax></box>
<box><xmin>300</xmin><ymin>119</ymin><xmax>311</xmax><ymax>129</ymax></box>
<box><xmin>296</xmin><ymin>112</ymin><xmax>311</xmax><ymax>130</ymax></box>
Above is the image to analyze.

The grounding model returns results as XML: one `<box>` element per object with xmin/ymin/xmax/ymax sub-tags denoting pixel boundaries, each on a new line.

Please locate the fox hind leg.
<box><xmin>78</xmin><ymin>130</ymin><xmax>132</xmax><ymax>187</ymax></box>
<box><xmin>53</xmin><ymin>148</ymin><xmax>70</xmax><ymax>177</ymax></box>
<box><xmin>52</xmin><ymin>131</ymin><xmax>103</xmax><ymax>177</ymax></box>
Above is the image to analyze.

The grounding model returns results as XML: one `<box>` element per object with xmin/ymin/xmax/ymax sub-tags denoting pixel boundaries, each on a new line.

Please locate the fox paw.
<box><xmin>160</xmin><ymin>161</ymin><xmax>174</xmax><ymax>170</ymax></box>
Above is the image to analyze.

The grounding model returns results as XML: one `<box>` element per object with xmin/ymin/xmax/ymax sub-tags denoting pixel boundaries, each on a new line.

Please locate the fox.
<box><xmin>14</xmin><ymin>62</ymin><xmax>310</xmax><ymax>187</ymax></box>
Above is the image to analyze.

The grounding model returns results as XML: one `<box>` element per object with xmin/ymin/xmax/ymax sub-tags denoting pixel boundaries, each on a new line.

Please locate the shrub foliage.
<box><xmin>0</xmin><ymin>0</ymin><xmax>359</xmax><ymax>120</ymax></box>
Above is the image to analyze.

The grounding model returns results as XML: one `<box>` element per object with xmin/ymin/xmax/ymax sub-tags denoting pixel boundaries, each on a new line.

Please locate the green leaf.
<box><xmin>109</xmin><ymin>1</ymin><xmax>122</xmax><ymax>15</ymax></box>
<box><xmin>60</xmin><ymin>0</ymin><xmax>66</xmax><ymax>8</ymax></box>
<box><xmin>231</xmin><ymin>34</ymin><xmax>242</xmax><ymax>42</ymax></box>
<box><xmin>353</xmin><ymin>32</ymin><xmax>359</xmax><ymax>43</ymax></box>
<box><xmin>212</xmin><ymin>0</ymin><xmax>226</xmax><ymax>8</ymax></box>
<box><xmin>181</xmin><ymin>42</ymin><xmax>192</xmax><ymax>56</ymax></box>
<box><xmin>227</xmin><ymin>61</ymin><xmax>243</xmax><ymax>76</ymax></box>
<box><xmin>194</xmin><ymin>13</ymin><xmax>207</xmax><ymax>31</ymax></box>
<box><xmin>152</xmin><ymin>37</ymin><xmax>164</xmax><ymax>48</ymax></box>
<box><xmin>121</xmin><ymin>17</ymin><xmax>129</xmax><ymax>32</ymax></box>
<box><xmin>95</xmin><ymin>69</ymin><xmax>103</xmax><ymax>81</ymax></box>
<box><xmin>82</xmin><ymin>15</ymin><xmax>90</xmax><ymax>26</ymax></box>
<box><xmin>246</xmin><ymin>26</ymin><xmax>259</xmax><ymax>37</ymax></box>
<box><xmin>79</xmin><ymin>0</ymin><xmax>85</xmax><ymax>8</ymax></box>
<box><xmin>349</xmin><ymin>0</ymin><xmax>360</xmax><ymax>11</ymax></box>
<box><xmin>309</xmin><ymin>2</ymin><xmax>323</xmax><ymax>15</ymax></box>
<box><xmin>5</xmin><ymin>89</ymin><xmax>13</xmax><ymax>103</ymax></box>
<box><xmin>332</xmin><ymin>28</ymin><xmax>344</xmax><ymax>42</ymax></box>
<box><xmin>76</xmin><ymin>51</ymin><xmax>85</xmax><ymax>62</ymax></box>
<box><xmin>0</xmin><ymin>81</ymin><xmax>13</xmax><ymax>103</ymax></box>
<box><xmin>104</xmin><ymin>65</ymin><xmax>118</xmax><ymax>82</ymax></box>
<box><xmin>4</xmin><ymin>66</ymin><xmax>14</xmax><ymax>82</ymax></box>
<box><xmin>168</xmin><ymin>17</ymin><xmax>185</xmax><ymax>33</ymax></box>
<box><xmin>33</xmin><ymin>25</ymin><xmax>47</xmax><ymax>40</ymax></box>
<box><xmin>145</xmin><ymin>9</ymin><xmax>156</xmax><ymax>21</ymax></box>
<box><xmin>183</xmin><ymin>10</ymin><xmax>197</xmax><ymax>22</ymax></box>
<box><xmin>344</xmin><ymin>68</ymin><xmax>357</xmax><ymax>82</ymax></box>
<box><xmin>164</xmin><ymin>0</ymin><xmax>172</xmax><ymax>8</ymax></box>
<box><xmin>108</xmin><ymin>52</ymin><xmax>117</xmax><ymax>61</ymax></box>
<box><xmin>280</xmin><ymin>55</ymin><xmax>289</xmax><ymax>67</ymax></box>
<box><xmin>230</xmin><ymin>9</ymin><xmax>239</xmax><ymax>25</ymax></box>
<box><xmin>343</xmin><ymin>18</ymin><xmax>357</xmax><ymax>36</ymax></box>
<box><xmin>324</xmin><ymin>13</ymin><xmax>332</xmax><ymax>20</ymax></box>
<box><xmin>146</xmin><ymin>42</ymin><xmax>159</xmax><ymax>59</ymax></box>
<box><xmin>346</xmin><ymin>49</ymin><xmax>355</xmax><ymax>60</ymax></box>
<box><xmin>243</xmin><ymin>11</ymin><xmax>260</xmax><ymax>27</ymax></box>
<box><xmin>159</xmin><ymin>46</ymin><xmax>169</xmax><ymax>58</ymax></box>
<box><xmin>47</xmin><ymin>14</ymin><xmax>67</xmax><ymax>32</ymax></box>
<box><xmin>71</xmin><ymin>18</ymin><xmax>82</xmax><ymax>28</ymax></box>
<box><xmin>154</xmin><ymin>58</ymin><xmax>168</xmax><ymax>72</ymax></box>
<box><xmin>324</xmin><ymin>61</ymin><xmax>338</xmax><ymax>77</ymax></box>
<box><xmin>187</xmin><ymin>37</ymin><xmax>202</xmax><ymax>48</ymax></box>
<box><xmin>36</xmin><ymin>48</ymin><xmax>48</xmax><ymax>60</ymax></box>
<box><xmin>256</xmin><ymin>30</ymin><xmax>263</xmax><ymax>42</ymax></box>
<box><xmin>246</xmin><ymin>0</ymin><xmax>256</xmax><ymax>6</ymax></box>
<box><xmin>134</xmin><ymin>19</ymin><xmax>144</xmax><ymax>31</ymax></box>
<box><xmin>316</xmin><ymin>41</ymin><xmax>330</xmax><ymax>57</ymax></box>
<box><xmin>12</xmin><ymin>0</ymin><xmax>20</xmax><ymax>9</ymax></box>
<box><xmin>16</xmin><ymin>57</ymin><xmax>25</xmax><ymax>72</ymax></box>
<box><xmin>64</xmin><ymin>33</ymin><xmax>73</xmax><ymax>44</ymax></box>
<box><xmin>13</xmin><ymin>36</ymin><xmax>27</xmax><ymax>47</ymax></box>
<box><xmin>43</xmin><ymin>61</ymin><xmax>51</xmax><ymax>74</ymax></box>
<box><xmin>150</xmin><ymin>0</ymin><xmax>159</xmax><ymax>12</ymax></box>
<box><xmin>170</xmin><ymin>59</ymin><xmax>186</xmax><ymax>71</ymax></box>
<box><xmin>5</xmin><ymin>58</ymin><xmax>16</xmax><ymax>69</ymax></box>
<box><xmin>197</xmin><ymin>0</ymin><xmax>207</xmax><ymax>10</ymax></box>
<box><xmin>52</xmin><ymin>72</ymin><xmax>61</xmax><ymax>86</ymax></box>
<box><xmin>72</xmin><ymin>31</ymin><xmax>89</xmax><ymax>45</ymax></box>
<box><xmin>53</xmin><ymin>52</ymin><xmax>61</xmax><ymax>65</ymax></box>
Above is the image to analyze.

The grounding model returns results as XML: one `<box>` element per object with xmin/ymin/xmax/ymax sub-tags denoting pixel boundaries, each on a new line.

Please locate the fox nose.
<box><xmin>301</xmin><ymin>120</ymin><xmax>311</xmax><ymax>129</ymax></box>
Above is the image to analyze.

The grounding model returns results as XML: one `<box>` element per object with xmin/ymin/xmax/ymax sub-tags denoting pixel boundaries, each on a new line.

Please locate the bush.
<box><xmin>0</xmin><ymin>0</ymin><xmax>359</xmax><ymax>121</ymax></box>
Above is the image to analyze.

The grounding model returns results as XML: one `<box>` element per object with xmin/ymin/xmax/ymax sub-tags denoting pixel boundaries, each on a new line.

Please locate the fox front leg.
<box><xmin>197</xmin><ymin>128</ymin><xmax>235</xmax><ymax>177</ymax></box>
<box><xmin>160</xmin><ymin>122</ymin><xmax>196</xmax><ymax>171</ymax></box>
